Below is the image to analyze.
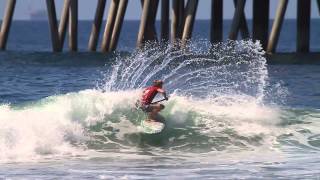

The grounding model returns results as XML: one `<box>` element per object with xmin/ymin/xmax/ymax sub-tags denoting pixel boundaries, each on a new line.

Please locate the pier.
<box><xmin>0</xmin><ymin>0</ymin><xmax>319</xmax><ymax>55</ymax></box>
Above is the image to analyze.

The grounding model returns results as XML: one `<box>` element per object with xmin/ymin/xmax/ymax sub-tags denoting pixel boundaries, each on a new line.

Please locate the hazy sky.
<box><xmin>0</xmin><ymin>0</ymin><xmax>319</xmax><ymax>20</ymax></box>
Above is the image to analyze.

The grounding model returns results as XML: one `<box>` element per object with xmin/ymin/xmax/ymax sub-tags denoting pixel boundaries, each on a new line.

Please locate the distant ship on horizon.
<box><xmin>29</xmin><ymin>9</ymin><xmax>47</xmax><ymax>20</ymax></box>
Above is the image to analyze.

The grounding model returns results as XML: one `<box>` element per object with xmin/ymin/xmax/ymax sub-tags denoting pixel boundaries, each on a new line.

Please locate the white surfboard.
<box><xmin>141</xmin><ymin>120</ymin><xmax>165</xmax><ymax>134</ymax></box>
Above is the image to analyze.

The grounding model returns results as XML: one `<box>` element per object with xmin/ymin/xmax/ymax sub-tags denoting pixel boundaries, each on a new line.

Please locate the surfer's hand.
<box><xmin>165</xmin><ymin>96</ymin><xmax>169</xmax><ymax>101</ymax></box>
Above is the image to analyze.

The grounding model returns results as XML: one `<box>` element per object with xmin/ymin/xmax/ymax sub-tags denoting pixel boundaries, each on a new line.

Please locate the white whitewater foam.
<box><xmin>0</xmin><ymin>89</ymin><xmax>140</xmax><ymax>162</ymax></box>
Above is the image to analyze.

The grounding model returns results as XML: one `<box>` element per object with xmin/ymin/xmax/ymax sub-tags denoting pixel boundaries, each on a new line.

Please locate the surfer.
<box><xmin>137</xmin><ymin>80</ymin><xmax>169</xmax><ymax>122</ymax></box>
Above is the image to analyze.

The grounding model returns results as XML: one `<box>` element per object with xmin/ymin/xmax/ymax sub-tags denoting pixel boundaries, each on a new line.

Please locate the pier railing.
<box><xmin>0</xmin><ymin>0</ymin><xmax>318</xmax><ymax>54</ymax></box>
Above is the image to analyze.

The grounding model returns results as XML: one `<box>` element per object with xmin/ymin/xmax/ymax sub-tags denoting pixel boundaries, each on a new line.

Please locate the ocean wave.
<box><xmin>0</xmin><ymin>39</ymin><xmax>296</xmax><ymax>162</ymax></box>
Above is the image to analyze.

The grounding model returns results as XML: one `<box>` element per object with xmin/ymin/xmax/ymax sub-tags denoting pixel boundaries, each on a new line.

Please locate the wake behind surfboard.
<box><xmin>140</xmin><ymin>120</ymin><xmax>165</xmax><ymax>134</ymax></box>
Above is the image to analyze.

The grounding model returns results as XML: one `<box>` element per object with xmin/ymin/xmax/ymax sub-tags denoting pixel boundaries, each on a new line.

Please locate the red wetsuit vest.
<box><xmin>141</xmin><ymin>86</ymin><xmax>160</xmax><ymax>105</ymax></box>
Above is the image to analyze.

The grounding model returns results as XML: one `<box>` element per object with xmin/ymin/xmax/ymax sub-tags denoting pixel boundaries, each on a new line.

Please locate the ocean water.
<box><xmin>0</xmin><ymin>20</ymin><xmax>320</xmax><ymax>179</ymax></box>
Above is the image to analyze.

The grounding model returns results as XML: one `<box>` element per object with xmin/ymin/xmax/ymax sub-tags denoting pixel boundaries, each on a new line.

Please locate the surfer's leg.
<box><xmin>147</xmin><ymin>112</ymin><xmax>156</xmax><ymax>121</ymax></box>
<box><xmin>151</xmin><ymin>103</ymin><xmax>164</xmax><ymax>111</ymax></box>
<box><xmin>147</xmin><ymin>103</ymin><xmax>165</xmax><ymax>122</ymax></box>
<box><xmin>146</xmin><ymin>104</ymin><xmax>159</xmax><ymax>121</ymax></box>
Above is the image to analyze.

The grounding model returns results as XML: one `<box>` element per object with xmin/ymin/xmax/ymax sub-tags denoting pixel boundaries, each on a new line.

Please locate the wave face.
<box><xmin>1</xmin><ymin>40</ymin><xmax>296</xmax><ymax>162</ymax></box>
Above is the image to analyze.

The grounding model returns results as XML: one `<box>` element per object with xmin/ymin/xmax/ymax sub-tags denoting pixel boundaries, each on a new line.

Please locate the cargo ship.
<box><xmin>29</xmin><ymin>9</ymin><xmax>47</xmax><ymax>20</ymax></box>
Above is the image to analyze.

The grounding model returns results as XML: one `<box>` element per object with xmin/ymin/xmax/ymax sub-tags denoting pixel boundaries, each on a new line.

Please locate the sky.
<box><xmin>0</xmin><ymin>0</ymin><xmax>319</xmax><ymax>20</ymax></box>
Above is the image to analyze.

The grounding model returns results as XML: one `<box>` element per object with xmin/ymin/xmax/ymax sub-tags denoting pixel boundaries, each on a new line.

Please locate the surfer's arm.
<box><xmin>157</xmin><ymin>88</ymin><xmax>168</xmax><ymax>100</ymax></box>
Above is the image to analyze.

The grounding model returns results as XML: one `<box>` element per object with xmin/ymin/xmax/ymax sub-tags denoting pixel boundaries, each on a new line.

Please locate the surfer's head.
<box><xmin>153</xmin><ymin>80</ymin><xmax>163</xmax><ymax>88</ymax></box>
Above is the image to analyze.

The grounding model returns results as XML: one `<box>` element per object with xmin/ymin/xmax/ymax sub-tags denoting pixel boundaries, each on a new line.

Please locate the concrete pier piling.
<box><xmin>137</xmin><ymin>0</ymin><xmax>159</xmax><ymax>46</ymax></box>
<box><xmin>177</xmin><ymin>0</ymin><xmax>185</xmax><ymax>39</ymax></box>
<box><xmin>161</xmin><ymin>0</ymin><xmax>169</xmax><ymax>41</ymax></box>
<box><xmin>46</xmin><ymin>0</ymin><xmax>70</xmax><ymax>52</ymax></box>
<box><xmin>210</xmin><ymin>0</ymin><xmax>223</xmax><ymax>43</ymax></box>
<box><xmin>46</xmin><ymin>0</ymin><xmax>60</xmax><ymax>52</ymax></box>
<box><xmin>143</xmin><ymin>0</ymin><xmax>159</xmax><ymax>42</ymax></box>
<box><xmin>88</xmin><ymin>0</ymin><xmax>106</xmax><ymax>51</ymax></box>
<box><xmin>297</xmin><ymin>0</ymin><xmax>310</xmax><ymax>53</ymax></box>
<box><xmin>101</xmin><ymin>0</ymin><xmax>119</xmax><ymax>52</ymax></box>
<box><xmin>101</xmin><ymin>0</ymin><xmax>128</xmax><ymax>52</ymax></box>
<box><xmin>233</xmin><ymin>0</ymin><xmax>249</xmax><ymax>39</ymax></box>
<box><xmin>0</xmin><ymin>0</ymin><xmax>16</xmax><ymax>50</ymax></box>
<box><xmin>181</xmin><ymin>0</ymin><xmax>198</xmax><ymax>46</ymax></box>
<box><xmin>137</xmin><ymin>0</ymin><xmax>151</xmax><ymax>47</ymax></box>
<box><xmin>59</xmin><ymin>0</ymin><xmax>70</xmax><ymax>49</ymax></box>
<box><xmin>267</xmin><ymin>0</ymin><xmax>288</xmax><ymax>54</ymax></box>
<box><xmin>108</xmin><ymin>0</ymin><xmax>128</xmax><ymax>51</ymax></box>
<box><xmin>171</xmin><ymin>0</ymin><xmax>179</xmax><ymax>43</ymax></box>
<box><xmin>229</xmin><ymin>0</ymin><xmax>246</xmax><ymax>40</ymax></box>
<box><xmin>253</xmin><ymin>0</ymin><xmax>269</xmax><ymax>49</ymax></box>
<box><xmin>69</xmin><ymin>0</ymin><xmax>78</xmax><ymax>52</ymax></box>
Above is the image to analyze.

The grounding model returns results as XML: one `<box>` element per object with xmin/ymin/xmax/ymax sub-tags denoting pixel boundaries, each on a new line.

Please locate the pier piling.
<box><xmin>177</xmin><ymin>0</ymin><xmax>185</xmax><ymax>39</ymax></box>
<box><xmin>139</xmin><ymin>0</ymin><xmax>159</xmax><ymax>43</ymax></box>
<box><xmin>0</xmin><ymin>0</ymin><xmax>16</xmax><ymax>50</ymax></box>
<box><xmin>101</xmin><ymin>0</ymin><xmax>119</xmax><ymax>52</ymax></box>
<box><xmin>267</xmin><ymin>0</ymin><xmax>288</xmax><ymax>54</ymax></box>
<box><xmin>210</xmin><ymin>0</ymin><xmax>223</xmax><ymax>43</ymax></box>
<box><xmin>234</xmin><ymin>0</ymin><xmax>249</xmax><ymax>39</ymax></box>
<box><xmin>229</xmin><ymin>0</ymin><xmax>246</xmax><ymax>40</ymax></box>
<box><xmin>146</xmin><ymin>0</ymin><xmax>159</xmax><ymax>41</ymax></box>
<box><xmin>253</xmin><ymin>0</ymin><xmax>269</xmax><ymax>49</ymax></box>
<box><xmin>69</xmin><ymin>0</ymin><xmax>78</xmax><ymax>52</ymax></box>
<box><xmin>137</xmin><ymin>0</ymin><xmax>151</xmax><ymax>47</ymax></box>
<box><xmin>297</xmin><ymin>0</ymin><xmax>310</xmax><ymax>53</ymax></box>
<box><xmin>161</xmin><ymin>0</ymin><xmax>169</xmax><ymax>41</ymax></box>
<box><xmin>108</xmin><ymin>0</ymin><xmax>128</xmax><ymax>51</ymax></box>
<box><xmin>171</xmin><ymin>0</ymin><xmax>179</xmax><ymax>43</ymax></box>
<box><xmin>46</xmin><ymin>0</ymin><xmax>60</xmax><ymax>52</ymax></box>
<box><xmin>88</xmin><ymin>0</ymin><xmax>106</xmax><ymax>51</ymax></box>
<box><xmin>181</xmin><ymin>0</ymin><xmax>198</xmax><ymax>46</ymax></box>
<box><xmin>237</xmin><ymin>1</ymin><xmax>249</xmax><ymax>39</ymax></box>
<box><xmin>58</xmin><ymin>0</ymin><xmax>70</xmax><ymax>49</ymax></box>
<box><xmin>46</xmin><ymin>0</ymin><xmax>70</xmax><ymax>52</ymax></box>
